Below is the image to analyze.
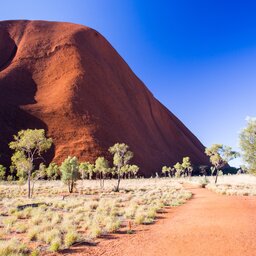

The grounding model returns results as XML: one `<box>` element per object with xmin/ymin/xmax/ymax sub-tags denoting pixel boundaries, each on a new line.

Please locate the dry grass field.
<box><xmin>0</xmin><ymin>179</ymin><xmax>191</xmax><ymax>255</ymax></box>
<box><xmin>180</xmin><ymin>174</ymin><xmax>256</xmax><ymax>196</ymax></box>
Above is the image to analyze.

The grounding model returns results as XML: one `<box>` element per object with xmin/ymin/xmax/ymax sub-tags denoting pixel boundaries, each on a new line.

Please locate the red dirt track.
<box><xmin>75</xmin><ymin>186</ymin><xmax>256</xmax><ymax>256</ymax></box>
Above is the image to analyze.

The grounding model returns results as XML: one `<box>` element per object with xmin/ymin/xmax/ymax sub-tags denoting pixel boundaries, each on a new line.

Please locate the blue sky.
<box><xmin>1</xmin><ymin>0</ymin><xmax>256</xmax><ymax>166</ymax></box>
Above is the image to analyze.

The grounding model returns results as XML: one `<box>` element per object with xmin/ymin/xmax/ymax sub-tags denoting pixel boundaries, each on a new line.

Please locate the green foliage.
<box><xmin>173</xmin><ymin>162</ymin><xmax>184</xmax><ymax>177</ymax></box>
<box><xmin>161</xmin><ymin>166</ymin><xmax>171</xmax><ymax>177</ymax></box>
<box><xmin>60</xmin><ymin>156</ymin><xmax>80</xmax><ymax>193</ymax></box>
<box><xmin>46</xmin><ymin>162</ymin><xmax>59</xmax><ymax>180</ymax></box>
<box><xmin>9</xmin><ymin>129</ymin><xmax>52</xmax><ymax>154</ymax></box>
<box><xmin>0</xmin><ymin>238</ymin><xmax>29</xmax><ymax>256</ymax></box>
<box><xmin>120</xmin><ymin>164</ymin><xmax>139</xmax><ymax>178</ymax></box>
<box><xmin>49</xmin><ymin>238</ymin><xmax>61</xmax><ymax>252</ymax></box>
<box><xmin>79</xmin><ymin>161</ymin><xmax>92</xmax><ymax>179</ymax></box>
<box><xmin>109</xmin><ymin>143</ymin><xmax>134</xmax><ymax>191</ymax></box>
<box><xmin>205</xmin><ymin>144</ymin><xmax>239</xmax><ymax>183</ymax></box>
<box><xmin>205</xmin><ymin>144</ymin><xmax>239</xmax><ymax>169</ymax></box>
<box><xmin>127</xmin><ymin>164</ymin><xmax>139</xmax><ymax>178</ymax></box>
<box><xmin>11</xmin><ymin>151</ymin><xmax>32</xmax><ymax>180</ymax></box>
<box><xmin>64</xmin><ymin>230</ymin><xmax>79</xmax><ymax>247</ymax></box>
<box><xmin>9</xmin><ymin>129</ymin><xmax>52</xmax><ymax>198</ymax></box>
<box><xmin>182</xmin><ymin>157</ymin><xmax>193</xmax><ymax>176</ymax></box>
<box><xmin>95</xmin><ymin>157</ymin><xmax>109</xmax><ymax>188</ymax></box>
<box><xmin>239</xmin><ymin>117</ymin><xmax>256</xmax><ymax>175</ymax></box>
<box><xmin>0</xmin><ymin>165</ymin><xmax>6</xmax><ymax>181</ymax></box>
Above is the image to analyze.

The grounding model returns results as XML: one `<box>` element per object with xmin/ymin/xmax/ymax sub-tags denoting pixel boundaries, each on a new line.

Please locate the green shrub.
<box><xmin>0</xmin><ymin>165</ymin><xmax>6</xmax><ymax>180</ymax></box>
<box><xmin>0</xmin><ymin>238</ymin><xmax>29</xmax><ymax>256</ymax></box>
<box><xmin>64</xmin><ymin>230</ymin><xmax>79</xmax><ymax>247</ymax></box>
<box><xmin>50</xmin><ymin>238</ymin><xmax>61</xmax><ymax>252</ymax></box>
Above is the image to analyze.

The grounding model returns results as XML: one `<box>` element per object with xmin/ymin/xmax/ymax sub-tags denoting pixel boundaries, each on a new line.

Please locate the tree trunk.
<box><xmin>31</xmin><ymin>180</ymin><xmax>35</xmax><ymax>198</ymax></box>
<box><xmin>28</xmin><ymin>171</ymin><xmax>31</xmax><ymax>198</ymax></box>
<box><xmin>115</xmin><ymin>168</ymin><xmax>121</xmax><ymax>192</ymax></box>
<box><xmin>69</xmin><ymin>180</ymin><xmax>74</xmax><ymax>193</ymax></box>
<box><xmin>215</xmin><ymin>169</ymin><xmax>219</xmax><ymax>184</ymax></box>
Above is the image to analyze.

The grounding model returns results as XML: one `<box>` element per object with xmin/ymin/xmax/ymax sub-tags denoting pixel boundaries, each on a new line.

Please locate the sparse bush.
<box><xmin>88</xmin><ymin>223</ymin><xmax>102</xmax><ymax>238</ymax></box>
<box><xmin>30</xmin><ymin>249</ymin><xmax>40</xmax><ymax>256</ymax></box>
<box><xmin>199</xmin><ymin>176</ymin><xmax>210</xmax><ymax>188</ymax></box>
<box><xmin>104</xmin><ymin>217</ymin><xmax>121</xmax><ymax>233</ymax></box>
<box><xmin>0</xmin><ymin>165</ymin><xmax>6</xmax><ymax>180</ymax></box>
<box><xmin>50</xmin><ymin>238</ymin><xmax>62</xmax><ymax>252</ymax></box>
<box><xmin>0</xmin><ymin>238</ymin><xmax>29</xmax><ymax>256</ymax></box>
<box><xmin>27</xmin><ymin>227</ymin><xmax>39</xmax><ymax>241</ymax></box>
<box><xmin>64</xmin><ymin>230</ymin><xmax>79</xmax><ymax>247</ymax></box>
<box><xmin>15</xmin><ymin>222</ymin><xmax>28</xmax><ymax>233</ymax></box>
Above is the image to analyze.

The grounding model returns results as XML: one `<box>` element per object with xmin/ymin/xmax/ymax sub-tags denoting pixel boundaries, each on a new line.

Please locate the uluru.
<box><xmin>0</xmin><ymin>20</ymin><xmax>208</xmax><ymax>176</ymax></box>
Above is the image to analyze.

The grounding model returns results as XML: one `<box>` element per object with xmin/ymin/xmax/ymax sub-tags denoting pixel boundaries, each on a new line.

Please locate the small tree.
<box><xmin>87</xmin><ymin>163</ymin><xmax>95</xmax><ymax>179</ymax></box>
<box><xmin>173</xmin><ymin>162</ymin><xmax>184</xmax><ymax>177</ymax></box>
<box><xmin>9</xmin><ymin>129</ymin><xmax>52</xmax><ymax>198</ymax></box>
<box><xmin>129</xmin><ymin>164</ymin><xmax>139</xmax><ymax>178</ymax></box>
<box><xmin>205</xmin><ymin>144</ymin><xmax>239</xmax><ymax>183</ymax></box>
<box><xmin>109</xmin><ymin>143</ymin><xmax>134</xmax><ymax>192</ymax></box>
<box><xmin>95</xmin><ymin>157</ymin><xmax>109</xmax><ymax>188</ymax></box>
<box><xmin>239</xmin><ymin>117</ymin><xmax>256</xmax><ymax>175</ymax></box>
<box><xmin>46</xmin><ymin>162</ymin><xmax>60</xmax><ymax>180</ymax></box>
<box><xmin>162</xmin><ymin>166</ymin><xmax>171</xmax><ymax>177</ymax></box>
<box><xmin>79</xmin><ymin>162</ymin><xmax>90</xmax><ymax>179</ymax></box>
<box><xmin>182</xmin><ymin>157</ymin><xmax>193</xmax><ymax>177</ymax></box>
<box><xmin>60</xmin><ymin>156</ymin><xmax>79</xmax><ymax>193</ymax></box>
<box><xmin>120</xmin><ymin>164</ymin><xmax>139</xmax><ymax>179</ymax></box>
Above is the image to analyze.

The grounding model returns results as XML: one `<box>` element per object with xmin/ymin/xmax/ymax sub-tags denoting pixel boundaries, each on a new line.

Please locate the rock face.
<box><xmin>0</xmin><ymin>20</ymin><xmax>208</xmax><ymax>176</ymax></box>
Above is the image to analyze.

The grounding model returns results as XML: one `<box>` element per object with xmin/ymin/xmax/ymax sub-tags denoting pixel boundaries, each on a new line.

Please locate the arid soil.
<box><xmin>69</xmin><ymin>185</ymin><xmax>256</xmax><ymax>256</ymax></box>
<box><xmin>0</xmin><ymin>20</ymin><xmax>209</xmax><ymax>175</ymax></box>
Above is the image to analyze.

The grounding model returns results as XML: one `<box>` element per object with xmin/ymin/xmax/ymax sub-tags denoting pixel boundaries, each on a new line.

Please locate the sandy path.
<box><xmin>68</xmin><ymin>185</ymin><xmax>256</xmax><ymax>256</ymax></box>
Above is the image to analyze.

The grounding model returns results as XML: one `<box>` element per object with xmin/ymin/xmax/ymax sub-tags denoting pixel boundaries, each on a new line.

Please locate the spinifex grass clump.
<box><xmin>0</xmin><ymin>238</ymin><xmax>29</xmax><ymax>256</ymax></box>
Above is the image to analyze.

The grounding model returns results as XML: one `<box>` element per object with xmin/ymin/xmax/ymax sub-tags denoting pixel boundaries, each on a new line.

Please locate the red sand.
<box><xmin>69</xmin><ymin>186</ymin><xmax>256</xmax><ymax>256</ymax></box>
<box><xmin>0</xmin><ymin>20</ymin><xmax>208</xmax><ymax>175</ymax></box>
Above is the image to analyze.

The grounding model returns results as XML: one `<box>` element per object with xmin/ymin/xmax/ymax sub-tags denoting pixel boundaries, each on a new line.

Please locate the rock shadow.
<box><xmin>0</xmin><ymin>67</ymin><xmax>54</xmax><ymax>169</ymax></box>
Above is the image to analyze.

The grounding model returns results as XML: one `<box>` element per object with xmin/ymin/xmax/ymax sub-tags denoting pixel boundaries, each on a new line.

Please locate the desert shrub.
<box><xmin>40</xmin><ymin>228</ymin><xmax>61</xmax><ymax>244</ymax></box>
<box><xmin>104</xmin><ymin>217</ymin><xmax>121</xmax><ymax>233</ymax></box>
<box><xmin>64</xmin><ymin>230</ymin><xmax>79</xmax><ymax>247</ymax></box>
<box><xmin>0</xmin><ymin>165</ymin><xmax>6</xmax><ymax>180</ymax></box>
<box><xmin>14</xmin><ymin>222</ymin><xmax>28</xmax><ymax>233</ymax></box>
<box><xmin>199</xmin><ymin>176</ymin><xmax>210</xmax><ymax>188</ymax></box>
<box><xmin>30</xmin><ymin>249</ymin><xmax>40</xmax><ymax>256</ymax></box>
<box><xmin>146</xmin><ymin>208</ymin><xmax>157</xmax><ymax>219</ymax></box>
<box><xmin>88</xmin><ymin>222</ymin><xmax>103</xmax><ymax>238</ymax></box>
<box><xmin>2</xmin><ymin>216</ymin><xmax>17</xmax><ymax>229</ymax></box>
<box><xmin>134</xmin><ymin>214</ymin><xmax>145</xmax><ymax>224</ymax></box>
<box><xmin>49</xmin><ymin>238</ymin><xmax>62</xmax><ymax>252</ymax></box>
<box><xmin>143</xmin><ymin>217</ymin><xmax>154</xmax><ymax>224</ymax></box>
<box><xmin>27</xmin><ymin>227</ymin><xmax>40</xmax><ymax>241</ymax></box>
<box><xmin>0</xmin><ymin>238</ymin><xmax>29</xmax><ymax>256</ymax></box>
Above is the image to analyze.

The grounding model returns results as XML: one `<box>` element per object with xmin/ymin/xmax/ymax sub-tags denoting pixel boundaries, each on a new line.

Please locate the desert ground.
<box><xmin>0</xmin><ymin>175</ymin><xmax>255</xmax><ymax>256</ymax></box>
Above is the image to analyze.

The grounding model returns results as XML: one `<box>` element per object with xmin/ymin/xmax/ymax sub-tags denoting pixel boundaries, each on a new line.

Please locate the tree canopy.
<box><xmin>239</xmin><ymin>117</ymin><xmax>256</xmax><ymax>175</ymax></box>
<box><xmin>9</xmin><ymin>129</ymin><xmax>52</xmax><ymax>197</ymax></box>
<box><xmin>205</xmin><ymin>144</ymin><xmax>239</xmax><ymax>183</ymax></box>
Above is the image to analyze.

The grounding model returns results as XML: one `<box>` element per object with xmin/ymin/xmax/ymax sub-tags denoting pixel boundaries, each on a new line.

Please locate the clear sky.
<box><xmin>1</xmin><ymin>0</ymin><xmax>256</xmax><ymax>166</ymax></box>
